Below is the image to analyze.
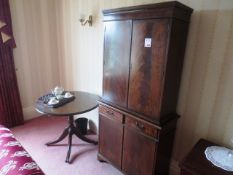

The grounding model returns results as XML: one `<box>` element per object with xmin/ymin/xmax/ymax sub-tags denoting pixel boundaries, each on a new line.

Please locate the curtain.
<box><xmin>0</xmin><ymin>0</ymin><xmax>24</xmax><ymax>127</ymax></box>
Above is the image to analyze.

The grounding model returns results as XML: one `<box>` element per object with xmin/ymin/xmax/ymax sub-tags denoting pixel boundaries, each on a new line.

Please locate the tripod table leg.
<box><xmin>65</xmin><ymin>132</ymin><xmax>73</xmax><ymax>163</ymax></box>
<box><xmin>46</xmin><ymin>127</ymin><xmax>69</xmax><ymax>146</ymax></box>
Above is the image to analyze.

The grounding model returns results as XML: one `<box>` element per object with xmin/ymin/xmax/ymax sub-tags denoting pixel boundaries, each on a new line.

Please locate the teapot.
<box><xmin>53</xmin><ymin>86</ymin><xmax>64</xmax><ymax>96</ymax></box>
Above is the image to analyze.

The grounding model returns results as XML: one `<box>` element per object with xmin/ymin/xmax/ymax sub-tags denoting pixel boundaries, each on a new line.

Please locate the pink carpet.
<box><xmin>11</xmin><ymin>116</ymin><xmax>122</xmax><ymax>175</ymax></box>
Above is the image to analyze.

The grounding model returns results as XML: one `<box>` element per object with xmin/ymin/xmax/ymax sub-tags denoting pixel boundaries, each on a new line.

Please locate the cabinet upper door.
<box><xmin>128</xmin><ymin>19</ymin><xmax>169</xmax><ymax>121</ymax></box>
<box><xmin>103</xmin><ymin>20</ymin><xmax>132</xmax><ymax>107</ymax></box>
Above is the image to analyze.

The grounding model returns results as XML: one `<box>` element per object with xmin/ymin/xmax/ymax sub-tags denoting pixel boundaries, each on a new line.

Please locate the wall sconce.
<box><xmin>79</xmin><ymin>15</ymin><xmax>92</xmax><ymax>27</ymax></box>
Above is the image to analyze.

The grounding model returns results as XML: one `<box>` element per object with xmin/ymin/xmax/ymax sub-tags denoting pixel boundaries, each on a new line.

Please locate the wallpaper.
<box><xmin>9</xmin><ymin>0</ymin><xmax>60</xmax><ymax>119</ymax></box>
<box><xmin>9</xmin><ymin>0</ymin><xmax>233</xmax><ymax>174</ymax></box>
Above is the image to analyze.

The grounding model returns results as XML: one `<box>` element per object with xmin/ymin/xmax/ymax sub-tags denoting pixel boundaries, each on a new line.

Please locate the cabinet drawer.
<box><xmin>125</xmin><ymin>117</ymin><xmax>159</xmax><ymax>138</ymax></box>
<box><xmin>99</xmin><ymin>105</ymin><xmax>123</xmax><ymax>123</ymax></box>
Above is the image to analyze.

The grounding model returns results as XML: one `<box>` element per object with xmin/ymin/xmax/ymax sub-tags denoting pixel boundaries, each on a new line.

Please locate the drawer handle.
<box><xmin>135</xmin><ymin>121</ymin><xmax>145</xmax><ymax>130</ymax></box>
<box><xmin>106</xmin><ymin>110</ymin><xmax>114</xmax><ymax>116</ymax></box>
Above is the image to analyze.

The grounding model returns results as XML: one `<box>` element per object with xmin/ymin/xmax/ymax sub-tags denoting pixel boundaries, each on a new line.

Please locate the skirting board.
<box><xmin>23</xmin><ymin>106</ymin><xmax>41</xmax><ymax>120</ymax></box>
<box><xmin>170</xmin><ymin>159</ymin><xmax>180</xmax><ymax>175</ymax></box>
<box><xmin>23</xmin><ymin>106</ymin><xmax>99</xmax><ymax>133</ymax></box>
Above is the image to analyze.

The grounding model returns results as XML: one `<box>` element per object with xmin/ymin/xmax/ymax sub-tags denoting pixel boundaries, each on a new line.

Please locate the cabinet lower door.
<box><xmin>99</xmin><ymin>114</ymin><xmax>123</xmax><ymax>169</ymax></box>
<box><xmin>122</xmin><ymin>127</ymin><xmax>157</xmax><ymax>175</ymax></box>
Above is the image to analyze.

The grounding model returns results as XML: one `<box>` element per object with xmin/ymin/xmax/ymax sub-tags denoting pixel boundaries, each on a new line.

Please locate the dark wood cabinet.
<box><xmin>180</xmin><ymin>139</ymin><xmax>233</xmax><ymax>175</ymax></box>
<box><xmin>98</xmin><ymin>2</ymin><xmax>193</xmax><ymax>175</ymax></box>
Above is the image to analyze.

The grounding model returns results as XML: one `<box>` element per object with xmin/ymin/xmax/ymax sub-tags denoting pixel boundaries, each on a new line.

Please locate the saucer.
<box><xmin>64</xmin><ymin>92</ymin><xmax>73</xmax><ymax>98</ymax></box>
<box><xmin>48</xmin><ymin>99</ymin><xmax>59</xmax><ymax>105</ymax></box>
<box><xmin>64</xmin><ymin>94</ymin><xmax>73</xmax><ymax>98</ymax></box>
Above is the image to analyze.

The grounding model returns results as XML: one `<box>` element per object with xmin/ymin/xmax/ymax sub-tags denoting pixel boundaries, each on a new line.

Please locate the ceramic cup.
<box><xmin>48</xmin><ymin>97</ymin><xmax>58</xmax><ymax>105</ymax></box>
<box><xmin>64</xmin><ymin>92</ymin><xmax>72</xmax><ymax>98</ymax></box>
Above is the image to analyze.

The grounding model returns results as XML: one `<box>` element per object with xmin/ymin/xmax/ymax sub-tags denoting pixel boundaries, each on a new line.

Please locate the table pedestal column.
<box><xmin>46</xmin><ymin>115</ymin><xmax>98</xmax><ymax>163</ymax></box>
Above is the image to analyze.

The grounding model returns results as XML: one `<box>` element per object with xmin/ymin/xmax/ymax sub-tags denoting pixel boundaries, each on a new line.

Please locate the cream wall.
<box><xmin>10</xmin><ymin>0</ymin><xmax>233</xmax><ymax>174</ymax></box>
<box><xmin>10</xmin><ymin>0</ymin><xmax>61</xmax><ymax>120</ymax></box>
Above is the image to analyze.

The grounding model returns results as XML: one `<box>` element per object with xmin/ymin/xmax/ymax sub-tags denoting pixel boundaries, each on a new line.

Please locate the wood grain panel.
<box><xmin>125</xmin><ymin>116</ymin><xmax>159</xmax><ymax>138</ymax></box>
<box><xmin>160</xmin><ymin>19</ymin><xmax>190</xmax><ymax>120</ymax></box>
<box><xmin>99</xmin><ymin>105</ymin><xmax>123</xmax><ymax>123</ymax></box>
<box><xmin>103</xmin><ymin>20</ymin><xmax>132</xmax><ymax>107</ymax></box>
<box><xmin>122</xmin><ymin>125</ymin><xmax>157</xmax><ymax>175</ymax></box>
<box><xmin>128</xmin><ymin>19</ymin><xmax>169</xmax><ymax>121</ymax></box>
<box><xmin>99</xmin><ymin>114</ymin><xmax>123</xmax><ymax>169</ymax></box>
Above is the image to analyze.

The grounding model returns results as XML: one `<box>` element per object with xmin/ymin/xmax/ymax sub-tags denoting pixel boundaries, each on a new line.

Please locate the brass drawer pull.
<box><xmin>135</xmin><ymin>121</ymin><xmax>145</xmax><ymax>130</ymax></box>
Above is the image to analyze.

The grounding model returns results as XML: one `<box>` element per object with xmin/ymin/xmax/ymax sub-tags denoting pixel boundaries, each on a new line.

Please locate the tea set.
<box><xmin>48</xmin><ymin>86</ymin><xmax>73</xmax><ymax>105</ymax></box>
